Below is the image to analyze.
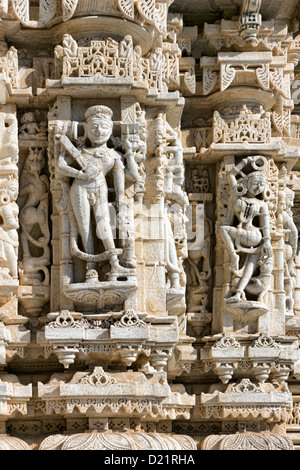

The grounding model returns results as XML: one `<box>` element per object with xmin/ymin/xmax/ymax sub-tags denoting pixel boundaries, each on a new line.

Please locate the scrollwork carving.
<box><xmin>79</xmin><ymin>367</ymin><xmax>117</xmax><ymax>387</ymax></box>
<box><xmin>220</xmin><ymin>64</ymin><xmax>236</xmax><ymax>92</ymax></box>
<box><xmin>203</xmin><ymin>67</ymin><xmax>218</xmax><ymax>96</ymax></box>
<box><xmin>114</xmin><ymin>310</ymin><xmax>146</xmax><ymax>328</ymax></box>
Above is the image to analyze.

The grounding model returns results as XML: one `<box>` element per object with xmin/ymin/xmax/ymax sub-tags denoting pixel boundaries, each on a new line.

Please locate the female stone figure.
<box><xmin>281</xmin><ymin>187</ymin><xmax>298</xmax><ymax>314</ymax></box>
<box><xmin>0</xmin><ymin>177</ymin><xmax>19</xmax><ymax>284</ymax></box>
<box><xmin>219</xmin><ymin>156</ymin><xmax>273</xmax><ymax>304</ymax></box>
<box><xmin>56</xmin><ymin>105</ymin><xmax>134</xmax><ymax>283</ymax></box>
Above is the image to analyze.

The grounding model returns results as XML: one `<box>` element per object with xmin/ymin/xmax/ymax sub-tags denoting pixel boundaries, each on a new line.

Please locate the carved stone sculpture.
<box><xmin>56</xmin><ymin>105</ymin><xmax>135</xmax><ymax>283</ymax></box>
<box><xmin>281</xmin><ymin>186</ymin><xmax>298</xmax><ymax>316</ymax></box>
<box><xmin>219</xmin><ymin>156</ymin><xmax>273</xmax><ymax>304</ymax></box>
<box><xmin>187</xmin><ymin>213</ymin><xmax>212</xmax><ymax>314</ymax></box>
<box><xmin>0</xmin><ymin>178</ymin><xmax>19</xmax><ymax>285</ymax></box>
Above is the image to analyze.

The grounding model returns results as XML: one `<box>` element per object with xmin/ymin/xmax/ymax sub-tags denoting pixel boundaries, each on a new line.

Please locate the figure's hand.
<box><xmin>262</xmin><ymin>240</ymin><xmax>272</xmax><ymax>258</ymax></box>
<box><xmin>124</xmin><ymin>134</ymin><xmax>140</xmax><ymax>154</ymax></box>
<box><xmin>80</xmin><ymin>165</ymin><xmax>100</xmax><ymax>181</ymax></box>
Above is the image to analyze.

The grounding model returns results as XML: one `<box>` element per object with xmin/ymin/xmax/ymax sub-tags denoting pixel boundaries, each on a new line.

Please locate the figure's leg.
<box><xmin>93</xmin><ymin>201</ymin><xmax>115</xmax><ymax>251</ymax></box>
<box><xmin>220</xmin><ymin>226</ymin><xmax>239</xmax><ymax>273</ymax></box>
<box><xmin>120</xmin><ymin>205</ymin><xmax>136</xmax><ymax>269</ymax></box>
<box><xmin>227</xmin><ymin>253</ymin><xmax>259</xmax><ymax>303</ymax></box>
<box><xmin>93</xmin><ymin>200</ymin><xmax>125</xmax><ymax>278</ymax></box>
<box><xmin>288</xmin><ymin>258</ymin><xmax>297</xmax><ymax>278</ymax></box>
<box><xmin>20</xmin><ymin>206</ymin><xmax>37</xmax><ymax>257</ymax></box>
<box><xmin>6</xmin><ymin>243</ymin><xmax>18</xmax><ymax>280</ymax></box>
<box><xmin>20</xmin><ymin>228</ymin><xmax>31</xmax><ymax>258</ymax></box>
<box><xmin>70</xmin><ymin>187</ymin><xmax>95</xmax><ymax>272</ymax></box>
<box><xmin>202</xmin><ymin>243</ymin><xmax>211</xmax><ymax>278</ymax></box>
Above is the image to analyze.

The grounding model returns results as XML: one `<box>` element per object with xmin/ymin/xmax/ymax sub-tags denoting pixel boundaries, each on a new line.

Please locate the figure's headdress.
<box><xmin>85</xmin><ymin>105</ymin><xmax>113</xmax><ymax>123</ymax></box>
<box><xmin>233</xmin><ymin>155</ymin><xmax>267</xmax><ymax>196</ymax></box>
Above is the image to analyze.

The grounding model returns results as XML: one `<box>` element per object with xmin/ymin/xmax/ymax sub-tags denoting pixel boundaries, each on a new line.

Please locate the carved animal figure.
<box><xmin>19</xmin><ymin>147</ymin><xmax>50</xmax><ymax>285</ymax></box>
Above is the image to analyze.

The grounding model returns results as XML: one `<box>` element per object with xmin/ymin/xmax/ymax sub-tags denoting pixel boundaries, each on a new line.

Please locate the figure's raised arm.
<box><xmin>55</xmin><ymin>134</ymin><xmax>90</xmax><ymax>180</ymax></box>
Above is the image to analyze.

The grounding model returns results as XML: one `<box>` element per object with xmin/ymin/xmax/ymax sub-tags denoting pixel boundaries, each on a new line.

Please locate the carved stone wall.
<box><xmin>0</xmin><ymin>0</ymin><xmax>300</xmax><ymax>451</ymax></box>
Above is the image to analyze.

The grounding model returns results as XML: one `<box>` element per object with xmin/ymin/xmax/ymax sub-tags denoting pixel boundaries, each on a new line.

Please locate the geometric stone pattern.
<box><xmin>0</xmin><ymin>0</ymin><xmax>300</xmax><ymax>451</ymax></box>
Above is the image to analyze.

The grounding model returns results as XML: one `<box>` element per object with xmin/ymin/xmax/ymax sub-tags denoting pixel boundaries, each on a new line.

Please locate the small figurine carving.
<box><xmin>191</xmin><ymin>168</ymin><xmax>210</xmax><ymax>193</ymax></box>
<box><xmin>61</xmin><ymin>34</ymin><xmax>78</xmax><ymax>57</ymax></box>
<box><xmin>19</xmin><ymin>112</ymin><xmax>40</xmax><ymax>137</ymax></box>
<box><xmin>187</xmin><ymin>213</ymin><xmax>213</xmax><ymax>313</ymax></box>
<box><xmin>119</xmin><ymin>35</ymin><xmax>133</xmax><ymax>59</ymax></box>
<box><xmin>19</xmin><ymin>112</ymin><xmax>47</xmax><ymax>140</ymax></box>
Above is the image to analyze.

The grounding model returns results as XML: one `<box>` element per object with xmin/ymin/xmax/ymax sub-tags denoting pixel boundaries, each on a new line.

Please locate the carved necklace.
<box><xmin>84</xmin><ymin>147</ymin><xmax>111</xmax><ymax>163</ymax></box>
<box><xmin>239</xmin><ymin>199</ymin><xmax>259</xmax><ymax>224</ymax></box>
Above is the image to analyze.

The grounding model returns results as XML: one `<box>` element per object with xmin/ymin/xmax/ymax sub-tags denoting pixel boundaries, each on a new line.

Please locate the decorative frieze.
<box><xmin>38</xmin><ymin>429</ymin><xmax>197</xmax><ymax>450</ymax></box>
<box><xmin>197</xmin><ymin>378</ymin><xmax>293</xmax><ymax>423</ymax></box>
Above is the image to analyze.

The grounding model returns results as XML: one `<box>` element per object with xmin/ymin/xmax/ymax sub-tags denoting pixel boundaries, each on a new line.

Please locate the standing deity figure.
<box><xmin>56</xmin><ymin>105</ymin><xmax>134</xmax><ymax>283</ymax></box>
<box><xmin>281</xmin><ymin>187</ymin><xmax>298</xmax><ymax>314</ymax></box>
<box><xmin>219</xmin><ymin>156</ymin><xmax>273</xmax><ymax>304</ymax></box>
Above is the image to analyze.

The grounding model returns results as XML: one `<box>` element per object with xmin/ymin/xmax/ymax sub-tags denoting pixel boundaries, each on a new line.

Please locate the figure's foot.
<box><xmin>108</xmin><ymin>259</ymin><xmax>135</xmax><ymax>281</ymax></box>
<box><xmin>120</xmin><ymin>260</ymin><xmax>137</xmax><ymax>269</ymax></box>
<box><xmin>85</xmin><ymin>269</ymin><xmax>99</xmax><ymax>283</ymax></box>
<box><xmin>226</xmin><ymin>291</ymin><xmax>245</xmax><ymax>303</ymax></box>
<box><xmin>258</xmin><ymin>288</ymin><xmax>269</xmax><ymax>304</ymax></box>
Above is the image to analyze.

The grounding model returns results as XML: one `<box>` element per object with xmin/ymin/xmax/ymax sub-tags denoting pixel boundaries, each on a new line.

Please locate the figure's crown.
<box><xmin>85</xmin><ymin>105</ymin><xmax>113</xmax><ymax>122</ymax></box>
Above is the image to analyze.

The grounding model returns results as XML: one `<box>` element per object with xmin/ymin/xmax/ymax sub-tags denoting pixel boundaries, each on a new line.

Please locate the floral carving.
<box><xmin>48</xmin><ymin>311</ymin><xmax>82</xmax><ymax>329</ymax></box>
<box><xmin>79</xmin><ymin>367</ymin><xmax>117</xmax><ymax>387</ymax></box>
<box><xmin>213</xmin><ymin>334</ymin><xmax>242</xmax><ymax>350</ymax></box>
<box><xmin>114</xmin><ymin>310</ymin><xmax>146</xmax><ymax>328</ymax></box>
<box><xmin>252</xmin><ymin>333</ymin><xmax>280</xmax><ymax>349</ymax></box>
<box><xmin>229</xmin><ymin>379</ymin><xmax>262</xmax><ymax>394</ymax></box>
